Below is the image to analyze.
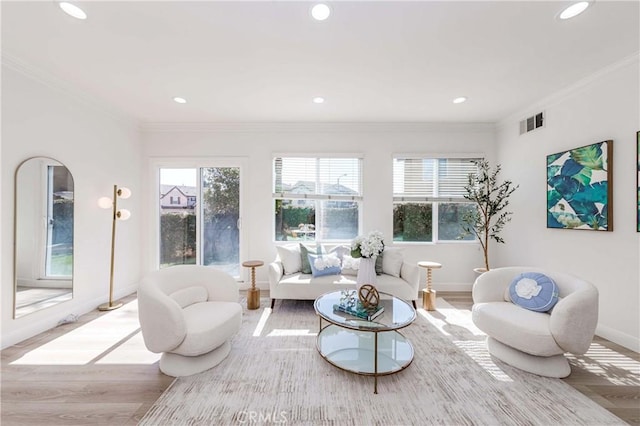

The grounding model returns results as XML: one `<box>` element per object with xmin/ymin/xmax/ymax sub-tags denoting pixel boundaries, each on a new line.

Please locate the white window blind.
<box><xmin>273</xmin><ymin>157</ymin><xmax>362</xmax><ymax>201</ymax></box>
<box><xmin>393</xmin><ymin>157</ymin><xmax>479</xmax><ymax>202</ymax></box>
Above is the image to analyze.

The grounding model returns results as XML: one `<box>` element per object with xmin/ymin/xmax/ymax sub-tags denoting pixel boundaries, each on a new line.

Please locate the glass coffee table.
<box><xmin>313</xmin><ymin>290</ymin><xmax>416</xmax><ymax>393</ymax></box>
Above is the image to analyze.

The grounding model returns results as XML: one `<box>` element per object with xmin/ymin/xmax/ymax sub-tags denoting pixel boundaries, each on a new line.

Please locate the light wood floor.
<box><xmin>1</xmin><ymin>292</ymin><xmax>638</xmax><ymax>425</ymax></box>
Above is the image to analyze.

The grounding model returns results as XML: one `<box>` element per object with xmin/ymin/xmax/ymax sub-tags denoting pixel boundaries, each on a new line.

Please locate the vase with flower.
<box><xmin>350</xmin><ymin>231</ymin><xmax>384</xmax><ymax>289</ymax></box>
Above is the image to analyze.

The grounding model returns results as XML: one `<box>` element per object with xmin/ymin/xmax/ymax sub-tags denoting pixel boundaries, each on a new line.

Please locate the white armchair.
<box><xmin>472</xmin><ymin>266</ymin><xmax>598</xmax><ymax>378</ymax></box>
<box><xmin>138</xmin><ymin>265</ymin><xmax>242</xmax><ymax>377</ymax></box>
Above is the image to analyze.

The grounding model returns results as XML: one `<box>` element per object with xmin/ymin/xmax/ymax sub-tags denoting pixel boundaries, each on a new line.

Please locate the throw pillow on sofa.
<box><xmin>300</xmin><ymin>243</ymin><xmax>322</xmax><ymax>274</ymax></box>
<box><xmin>375</xmin><ymin>253</ymin><xmax>383</xmax><ymax>275</ymax></box>
<box><xmin>308</xmin><ymin>253</ymin><xmax>342</xmax><ymax>277</ymax></box>
<box><xmin>382</xmin><ymin>247</ymin><xmax>403</xmax><ymax>277</ymax></box>
<box><xmin>276</xmin><ymin>244</ymin><xmax>302</xmax><ymax>275</ymax></box>
<box><xmin>341</xmin><ymin>255</ymin><xmax>360</xmax><ymax>275</ymax></box>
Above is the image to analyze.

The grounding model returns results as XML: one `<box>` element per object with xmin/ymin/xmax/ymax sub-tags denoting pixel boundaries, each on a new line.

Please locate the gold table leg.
<box><xmin>247</xmin><ymin>266</ymin><xmax>260</xmax><ymax>310</ymax></box>
<box><xmin>422</xmin><ymin>266</ymin><xmax>437</xmax><ymax>311</ymax></box>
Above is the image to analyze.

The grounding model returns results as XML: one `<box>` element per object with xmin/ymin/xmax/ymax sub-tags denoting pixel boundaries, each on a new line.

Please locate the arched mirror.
<box><xmin>14</xmin><ymin>157</ymin><xmax>74</xmax><ymax>318</ymax></box>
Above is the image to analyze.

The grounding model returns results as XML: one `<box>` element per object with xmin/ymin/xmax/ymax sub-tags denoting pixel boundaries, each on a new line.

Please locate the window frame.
<box><xmin>392</xmin><ymin>153</ymin><xmax>483</xmax><ymax>244</ymax></box>
<box><xmin>272</xmin><ymin>153</ymin><xmax>364</xmax><ymax>243</ymax></box>
<box><xmin>150</xmin><ymin>157</ymin><xmax>248</xmax><ymax>277</ymax></box>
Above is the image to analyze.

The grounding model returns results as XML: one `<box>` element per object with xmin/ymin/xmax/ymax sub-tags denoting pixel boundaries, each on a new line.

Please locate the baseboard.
<box><xmin>432</xmin><ymin>282</ymin><xmax>473</xmax><ymax>292</ymax></box>
<box><xmin>596</xmin><ymin>323</ymin><xmax>640</xmax><ymax>353</ymax></box>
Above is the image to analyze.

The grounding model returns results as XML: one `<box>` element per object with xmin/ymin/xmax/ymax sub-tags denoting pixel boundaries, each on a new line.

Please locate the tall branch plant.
<box><xmin>461</xmin><ymin>160</ymin><xmax>518</xmax><ymax>271</ymax></box>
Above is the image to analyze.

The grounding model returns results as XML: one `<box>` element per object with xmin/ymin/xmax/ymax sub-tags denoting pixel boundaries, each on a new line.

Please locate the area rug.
<box><xmin>139</xmin><ymin>298</ymin><xmax>625</xmax><ymax>425</ymax></box>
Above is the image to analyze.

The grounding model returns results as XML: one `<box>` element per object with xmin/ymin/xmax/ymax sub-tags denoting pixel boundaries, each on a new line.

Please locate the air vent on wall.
<box><xmin>519</xmin><ymin>111</ymin><xmax>544</xmax><ymax>135</ymax></box>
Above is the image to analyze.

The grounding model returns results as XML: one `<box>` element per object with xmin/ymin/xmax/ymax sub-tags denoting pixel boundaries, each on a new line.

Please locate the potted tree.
<box><xmin>460</xmin><ymin>160</ymin><xmax>518</xmax><ymax>273</ymax></box>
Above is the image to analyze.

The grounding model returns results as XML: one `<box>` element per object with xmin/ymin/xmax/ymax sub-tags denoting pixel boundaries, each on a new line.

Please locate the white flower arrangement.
<box><xmin>313</xmin><ymin>254</ymin><xmax>341</xmax><ymax>270</ymax></box>
<box><xmin>350</xmin><ymin>231</ymin><xmax>384</xmax><ymax>259</ymax></box>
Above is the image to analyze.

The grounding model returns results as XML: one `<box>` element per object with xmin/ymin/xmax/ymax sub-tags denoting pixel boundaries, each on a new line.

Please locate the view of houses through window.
<box><xmin>159</xmin><ymin>167</ymin><xmax>241</xmax><ymax>277</ymax></box>
<box><xmin>393</xmin><ymin>157</ymin><xmax>479</xmax><ymax>242</ymax></box>
<box><xmin>273</xmin><ymin>157</ymin><xmax>362</xmax><ymax>241</ymax></box>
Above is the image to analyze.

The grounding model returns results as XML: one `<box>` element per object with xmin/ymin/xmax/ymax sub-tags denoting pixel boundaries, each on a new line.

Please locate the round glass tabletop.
<box><xmin>314</xmin><ymin>290</ymin><xmax>416</xmax><ymax>332</ymax></box>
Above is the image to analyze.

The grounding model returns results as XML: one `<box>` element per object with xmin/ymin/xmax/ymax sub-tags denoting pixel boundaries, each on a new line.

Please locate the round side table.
<box><xmin>418</xmin><ymin>261</ymin><xmax>442</xmax><ymax>311</ymax></box>
<box><xmin>242</xmin><ymin>260</ymin><xmax>264</xmax><ymax>310</ymax></box>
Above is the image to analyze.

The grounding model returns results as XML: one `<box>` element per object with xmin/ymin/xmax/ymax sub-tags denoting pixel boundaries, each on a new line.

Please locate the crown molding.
<box><xmin>139</xmin><ymin>121</ymin><xmax>496</xmax><ymax>134</ymax></box>
<box><xmin>1</xmin><ymin>51</ymin><xmax>138</xmax><ymax>128</ymax></box>
<box><xmin>497</xmin><ymin>51</ymin><xmax>640</xmax><ymax>129</ymax></box>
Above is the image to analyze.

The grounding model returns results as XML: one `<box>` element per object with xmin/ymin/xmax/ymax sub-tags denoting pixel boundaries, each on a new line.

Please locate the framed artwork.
<box><xmin>637</xmin><ymin>131</ymin><xmax>640</xmax><ymax>232</ymax></box>
<box><xmin>547</xmin><ymin>140</ymin><xmax>613</xmax><ymax>231</ymax></box>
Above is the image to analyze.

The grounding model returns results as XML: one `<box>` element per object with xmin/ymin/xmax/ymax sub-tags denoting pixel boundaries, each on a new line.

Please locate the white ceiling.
<box><xmin>2</xmin><ymin>1</ymin><xmax>639</xmax><ymax>124</ymax></box>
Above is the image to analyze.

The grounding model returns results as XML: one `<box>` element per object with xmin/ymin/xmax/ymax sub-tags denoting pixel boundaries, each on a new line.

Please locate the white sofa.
<box><xmin>472</xmin><ymin>266</ymin><xmax>598</xmax><ymax>378</ymax></box>
<box><xmin>138</xmin><ymin>265</ymin><xmax>243</xmax><ymax>377</ymax></box>
<box><xmin>268</xmin><ymin>244</ymin><xmax>421</xmax><ymax>309</ymax></box>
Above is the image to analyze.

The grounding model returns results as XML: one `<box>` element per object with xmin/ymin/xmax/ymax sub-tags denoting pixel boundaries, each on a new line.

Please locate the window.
<box><xmin>393</xmin><ymin>156</ymin><xmax>479</xmax><ymax>242</ymax></box>
<box><xmin>273</xmin><ymin>156</ymin><xmax>362</xmax><ymax>241</ymax></box>
<box><xmin>158</xmin><ymin>164</ymin><xmax>243</xmax><ymax>278</ymax></box>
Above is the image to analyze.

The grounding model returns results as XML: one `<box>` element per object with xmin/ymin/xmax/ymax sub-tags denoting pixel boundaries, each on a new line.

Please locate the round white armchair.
<box><xmin>138</xmin><ymin>265</ymin><xmax>242</xmax><ymax>377</ymax></box>
<box><xmin>472</xmin><ymin>266</ymin><xmax>598</xmax><ymax>378</ymax></box>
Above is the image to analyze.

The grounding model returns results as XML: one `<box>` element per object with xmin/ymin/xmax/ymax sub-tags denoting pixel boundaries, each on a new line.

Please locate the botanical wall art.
<box><xmin>637</xmin><ymin>131</ymin><xmax>639</xmax><ymax>232</ymax></box>
<box><xmin>547</xmin><ymin>140</ymin><xmax>613</xmax><ymax>231</ymax></box>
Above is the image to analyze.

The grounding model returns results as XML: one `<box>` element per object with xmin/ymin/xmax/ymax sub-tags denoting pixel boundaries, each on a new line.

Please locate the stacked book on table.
<box><xmin>333</xmin><ymin>301</ymin><xmax>384</xmax><ymax>321</ymax></box>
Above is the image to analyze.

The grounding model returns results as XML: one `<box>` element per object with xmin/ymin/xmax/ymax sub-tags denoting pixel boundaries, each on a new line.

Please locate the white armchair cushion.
<box><xmin>170</xmin><ymin>286</ymin><xmax>208</xmax><ymax>308</ymax></box>
<box><xmin>472</xmin><ymin>302</ymin><xmax>564</xmax><ymax>357</ymax></box>
<box><xmin>172</xmin><ymin>301</ymin><xmax>243</xmax><ymax>357</ymax></box>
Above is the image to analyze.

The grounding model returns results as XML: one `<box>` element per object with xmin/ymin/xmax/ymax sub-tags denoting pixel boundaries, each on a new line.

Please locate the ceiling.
<box><xmin>2</xmin><ymin>1</ymin><xmax>638</xmax><ymax>124</ymax></box>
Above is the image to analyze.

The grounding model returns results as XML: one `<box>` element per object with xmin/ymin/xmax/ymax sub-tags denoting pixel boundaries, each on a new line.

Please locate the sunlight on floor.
<box><xmin>267</xmin><ymin>329</ymin><xmax>317</xmax><ymax>337</ymax></box>
<box><xmin>420</xmin><ymin>298</ymin><xmax>513</xmax><ymax>382</ymax></box>
<box><xmin>10</xmin><ymin>300</ymin><xmax>161</xmax><ymax>366</ymax></box>
<box><xmin>253</xmin><ymin>307</ymin><xmax>272</xmax><ymax>337</ymax></box>
<box><xmin>567</xmin><ymin>342</ymin><xmax>640</xmax><ymax>386</ymax></box>
<box><xmin>252</xmin><ymin>306</ymin><xmax>317</xmax><ymax>337</ymax></box>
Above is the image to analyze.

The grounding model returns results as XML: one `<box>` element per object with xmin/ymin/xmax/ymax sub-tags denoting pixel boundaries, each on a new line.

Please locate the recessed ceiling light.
<box><xmin>173</xmin><ymin>97</ymin><xmax>187</xmax><ymax>104</ymax></box>
<box><xmin>559</xmin><ymin>2</ymin><xmax>590</xmax><ymax>20</ymax></box>
<box><xmin>59</xmin><ymin>2</ymin><xmax>87</xmax><ymax>20</ymax></box>
<box><xmin>313</xmin><ymin>97</ymin><xmax>325</xmax><ymax>104</ymax></box>
<box><xmin>311</xmin><ymin>4</ymin><xmax>331</xmax><ymax>21</ymax></box>
<box><xmin>453</xmin><ymin>97</ymin><xmax>467</xmax><ymax>104</ymax></box>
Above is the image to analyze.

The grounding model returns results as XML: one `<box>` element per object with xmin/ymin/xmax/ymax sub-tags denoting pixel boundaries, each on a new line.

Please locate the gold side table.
<box><xmin>242</xmin><ymin>260</ymin><xmax>264</xmax><ymax>310</ymax></box>
<box><xmin>418</xmin><ymin>261</ymin><xmax>442</xmax><ymax>311</ymax></box>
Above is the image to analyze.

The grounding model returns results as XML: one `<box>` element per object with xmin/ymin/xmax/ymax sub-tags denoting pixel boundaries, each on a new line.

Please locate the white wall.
<box><xmin>1</xmin><ymin>65</ymin><xmax>143</xmax><ymax>348</ymax></box>
<box><xmin>141</xmin><ymin>123</ymin><xmax>496</xmax><ymax>291</ymax></box>
<box><xmin>495</xmin><ymin>55</ymin><xmax>640</xmax><ymax>351</ymax></box>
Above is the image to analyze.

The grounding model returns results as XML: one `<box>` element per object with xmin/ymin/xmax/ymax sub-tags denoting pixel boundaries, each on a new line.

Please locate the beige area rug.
<box><xmin>140</xmin><ymin>297</ymin><xmax>625</xmax><ymax>425</ymax></box>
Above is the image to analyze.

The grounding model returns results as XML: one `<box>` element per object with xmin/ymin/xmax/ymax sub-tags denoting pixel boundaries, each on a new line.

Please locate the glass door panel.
<box><xmin>201</xmin><ymin>167</ymin><xmax>240</xmax><ymax>277</ymax></box>
<box><xmin>159</xmin><ymin>168</ymin><xmax>198</xmax><ymax>268</ymax></box>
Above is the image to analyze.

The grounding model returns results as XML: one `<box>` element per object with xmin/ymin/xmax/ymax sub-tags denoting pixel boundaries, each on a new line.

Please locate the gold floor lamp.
<box><xmin>98</xmin><ymin>184</ymin><xmax>131</xmax><ymax>311</ymax></box>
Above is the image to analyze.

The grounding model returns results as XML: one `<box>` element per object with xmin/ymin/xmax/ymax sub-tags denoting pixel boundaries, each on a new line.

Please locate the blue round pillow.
<box><xmin>509</xmin><ymin>272</ymin><xmax>559</xmax><ymax>312</ymax></box>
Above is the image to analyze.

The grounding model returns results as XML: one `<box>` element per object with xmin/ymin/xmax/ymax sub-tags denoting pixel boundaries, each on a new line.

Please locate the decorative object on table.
<box><xmin>358</xmin><ymin>284</ymin><xmax>380</xmax><ymax>309</ymax></box>
<box><xmin>242</xmin><ymin>260</ymin><xmax>264</xmax><ymax>310</ymax></box>
<box><xmin>460</xmin><ymin>160</ymin><xmax>518</xmax><ymax>271</ymax></box>
<box><xmin>418</xmin><ymin>261</ymin><xmax>441</xmax><ymax>311</ymax></box>
<box><xmin>351</xmin><ymin>231</ymin><xmax>384</xmax><ymax>287</ymax></box>
<box><xmin>546</xmin><ymin>140</ymin><xmax>613</xmax><ymax>231</ymax></box>
<box><xmin>97</xmin><ymin>184</ymin><xmax>132</xmax><ymax>311</ymax></box>
<box><xmin>637</xmin><ymin>132</ymin><xmax>639</xmax><ymax>232</ymax></box>
<box><xmin>339</xmin><ymin>289</ymin><xmax>357</xmax><ymax>309</ymax></box>
<box><xmin>333</xmin><ymin>289</ymin><xmax>384</xmax><ymax>321</ymax></box>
